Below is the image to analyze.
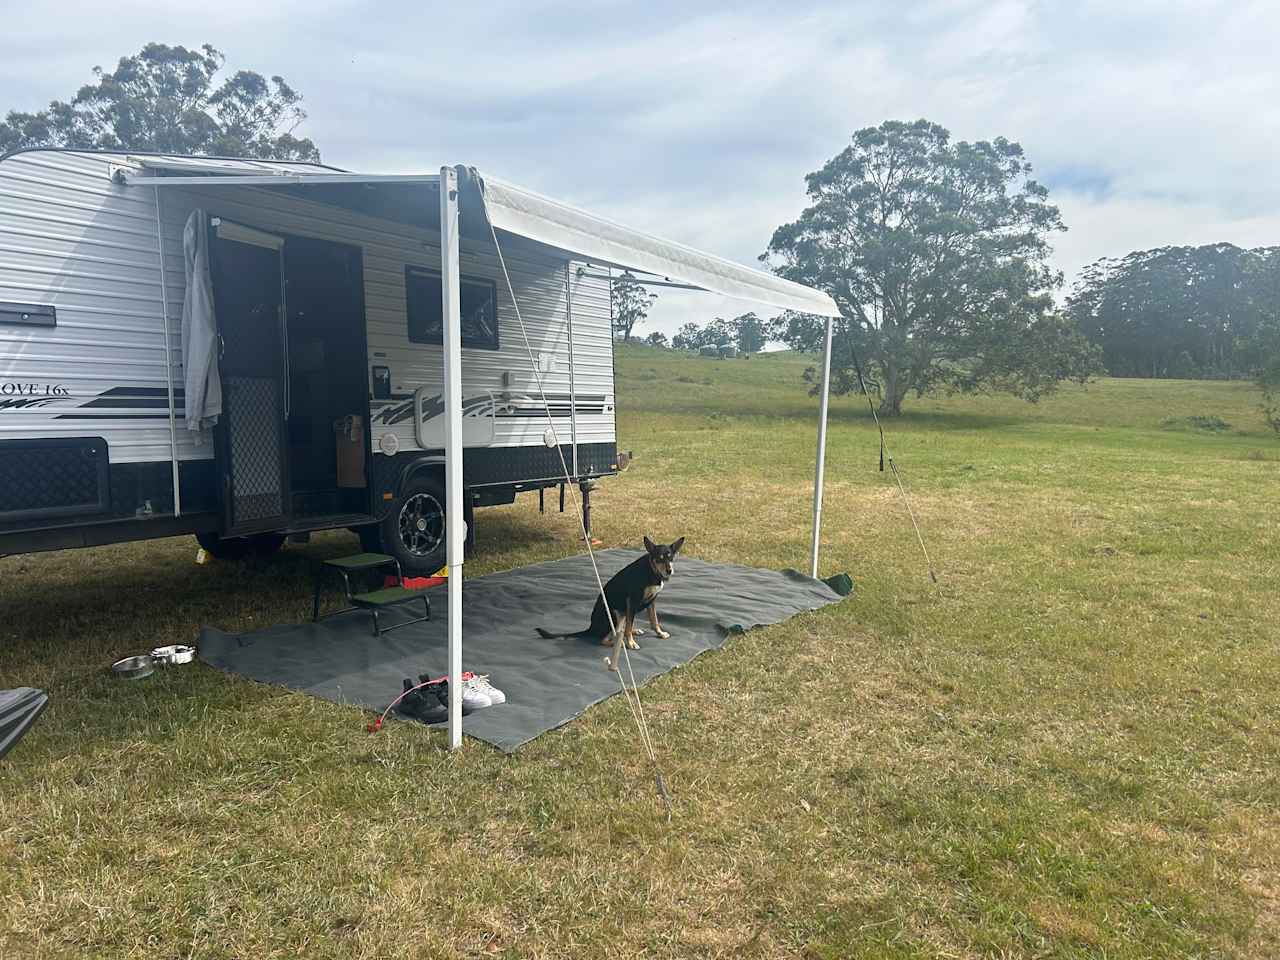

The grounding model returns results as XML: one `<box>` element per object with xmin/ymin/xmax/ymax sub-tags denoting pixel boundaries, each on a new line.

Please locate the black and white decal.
<box><xmin>372</xmin><ymin>392</ymin><xmax>612</xmax><ymax>426</ymax></box>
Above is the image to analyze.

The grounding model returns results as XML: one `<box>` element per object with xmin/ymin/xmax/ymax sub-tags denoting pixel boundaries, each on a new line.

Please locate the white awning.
<box><xmin>477</xmin><ymin>173</ymin><xmax>841</xmax><ymax>318</ymax></box>
<box><xmin>124</xmin><ymin>160</ymin><xmax>840</xmax><ymax>318</ymax></box>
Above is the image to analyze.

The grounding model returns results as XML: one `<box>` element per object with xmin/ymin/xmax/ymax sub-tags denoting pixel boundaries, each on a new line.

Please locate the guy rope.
<box><xmin>475</xmin><ymin>175</ymin><xmax>673</xmax><ymax>816</ymax></box>
<box><xmin>848</xmin><ymin>345</ymin><xmax>939</xmax><ymax>585</ymax></box>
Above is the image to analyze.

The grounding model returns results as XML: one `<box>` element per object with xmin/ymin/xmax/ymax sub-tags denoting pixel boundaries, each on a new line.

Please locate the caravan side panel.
<box><xmin>0</xmin><ymin>150</ymin><xmax>190</xmax><ymax>529</ymax></box>
<box><xmin>0</xmin><ymin>151</ymin><xmax>178</xmax><ymax>464</ymax></box>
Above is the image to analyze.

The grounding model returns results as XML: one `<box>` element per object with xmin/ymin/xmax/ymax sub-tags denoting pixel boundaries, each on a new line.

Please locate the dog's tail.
<box><xmin>536</xmin><ymin>626</ymin><xmax>593</xmax><ymax>640</ymax></box>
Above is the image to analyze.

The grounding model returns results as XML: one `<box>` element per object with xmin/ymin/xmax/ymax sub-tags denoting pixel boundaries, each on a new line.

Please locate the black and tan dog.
<box><xmin>537</xmin><ymin>535</ymin><xmax>685</xmax><ymax>649</ymax></box>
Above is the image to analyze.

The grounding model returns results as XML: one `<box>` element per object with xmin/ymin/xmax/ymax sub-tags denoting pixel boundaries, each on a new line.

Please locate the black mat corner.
<box><xmin>199</xmin><ymin>550</ymin><xmax>851</xmax><ymax>752</ymax></box>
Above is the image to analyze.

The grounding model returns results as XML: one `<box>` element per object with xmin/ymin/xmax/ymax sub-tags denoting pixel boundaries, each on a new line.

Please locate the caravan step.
<box><xmin>323</xmin><ymin>552</ymin><xmax>396</xmax><ymax>572</ymax></box>
<box><xmin>350</xmin><ymin>586</ymin><xmax>431</xmax><ymax>637</ymax></box>
<box><xmin>351</xmin><ymin>585</ymin><xmax>426</xmax><ymax>607</ymax></box>
<box><xmin>312</xmin><ymin>552</ymin><xmax>430</xmax><ymax>636</ymax></box>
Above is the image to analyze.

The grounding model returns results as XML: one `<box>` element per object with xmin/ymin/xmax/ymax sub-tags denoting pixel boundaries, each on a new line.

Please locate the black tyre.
<box><xmin>195</xmin><ymin>530</ymin><xmax>286</xmax><ymax>561</ymax></box>
<box><xmin>379</xmin><ymin>473</ymin><xmax>447</xmax><ymax>575</ymax></box>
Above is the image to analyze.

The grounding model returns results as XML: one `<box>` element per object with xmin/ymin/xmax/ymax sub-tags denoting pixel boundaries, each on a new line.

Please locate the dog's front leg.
<box><xmin>647</xmin><ymin>603</ymin><xmax>670</xmax><ymax>640</ymax></box>
<box><xmin>625</xmin><ymin>603</ymin><xmax>640</xmax><ymax>650</ymax></box>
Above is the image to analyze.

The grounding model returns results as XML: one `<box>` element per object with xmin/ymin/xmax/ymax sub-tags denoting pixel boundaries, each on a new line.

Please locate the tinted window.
<box><xmin>405</xmin><ymin>267</ymin><xmax>499</xmax><ymax>350</ymax></box>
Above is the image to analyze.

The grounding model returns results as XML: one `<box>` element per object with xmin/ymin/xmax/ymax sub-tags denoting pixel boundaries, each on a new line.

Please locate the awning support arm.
<box><xmin>575</xmin><ymin>269</ymin><xmax>703</xmax><ymax>292</ymax></box>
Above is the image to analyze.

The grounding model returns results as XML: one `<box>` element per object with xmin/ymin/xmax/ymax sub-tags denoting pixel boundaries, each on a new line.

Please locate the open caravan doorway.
<box><xmin>205</xmin><ymin>218</ymin><xmax>372</xmax><ymax>551</ymax></box>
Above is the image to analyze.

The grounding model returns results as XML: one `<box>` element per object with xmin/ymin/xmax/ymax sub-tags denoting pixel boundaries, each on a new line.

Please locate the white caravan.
<box><xmin>0</xmin><ymin>149</ymin><xmax>838</xmax><ymax>574</ymax></box>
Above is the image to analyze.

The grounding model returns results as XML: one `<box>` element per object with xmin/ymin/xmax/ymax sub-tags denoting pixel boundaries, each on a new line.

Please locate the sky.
<box><xmin>2</xmin><ymin>0</ymin><xmax>1277</xmax><ymax>338</ymax></box>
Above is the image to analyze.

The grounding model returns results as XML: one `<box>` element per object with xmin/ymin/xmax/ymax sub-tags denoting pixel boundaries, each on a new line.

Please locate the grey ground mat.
<box><xmin>198</xmin><ymin>550</ymin><xmax>852</xmax><ymax>752</ymax></box>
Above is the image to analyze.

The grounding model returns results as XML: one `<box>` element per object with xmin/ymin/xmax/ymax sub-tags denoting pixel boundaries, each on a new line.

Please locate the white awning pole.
<box><xmin>810</xmin><ymin>315</ymin><xmax>835</xmax><ymax>578</ymax></box>
<box><xmin>440</xmin><ymin>166</ymin><xmax>465</xmax><ymax>750</ymax></box>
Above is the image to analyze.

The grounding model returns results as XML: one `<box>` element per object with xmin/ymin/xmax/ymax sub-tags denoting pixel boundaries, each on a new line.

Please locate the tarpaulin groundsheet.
<box><xmin>198</xmin><ymin>550</ymin><xmax>851</xmax><ymax>752</ymax></box>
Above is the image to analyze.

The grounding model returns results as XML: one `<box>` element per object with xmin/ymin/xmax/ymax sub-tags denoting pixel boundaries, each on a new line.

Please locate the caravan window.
<box><xmin>405</xmin><ymin>267</ymin><xmax>499</xmax><ymax>350</ymax></box>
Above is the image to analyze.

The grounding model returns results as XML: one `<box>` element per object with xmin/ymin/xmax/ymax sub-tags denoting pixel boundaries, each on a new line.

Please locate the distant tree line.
<box><xmin>611</xmin><ymin>273</ymin><xmax>770</xmax><ymax>356</ymax></box>
<box><xmin>631</xmin><ymin>313</ymin><xmax>771</xmax><ymax>353</ymax></box>
<box><xmin>1066</xmin><ymin>243</ymin><xmax>1280</xmax><ymax>379</ymax></box>
<box><xmin>670</xmin><ymin>313</ymin><xmax>768</xmax><ymax>353</ymax></box>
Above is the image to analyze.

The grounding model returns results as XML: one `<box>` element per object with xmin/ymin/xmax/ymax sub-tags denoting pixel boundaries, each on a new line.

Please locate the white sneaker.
<box><xmin>459</xmin><ymin>675</ymin><xmax>494</xmax><ymax>709</ymax></box>
<box><xmin>465</xmin><ymin>673</ymin><xmax>506</xmax><ymax>705</ymax></box>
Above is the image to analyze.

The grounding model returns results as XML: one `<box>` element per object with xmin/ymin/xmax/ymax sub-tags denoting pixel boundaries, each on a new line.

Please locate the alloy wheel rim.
<box><xmin>398</xmin><ymin>492</ymin><xmax>444</xmax><ymax>557</ymax></box>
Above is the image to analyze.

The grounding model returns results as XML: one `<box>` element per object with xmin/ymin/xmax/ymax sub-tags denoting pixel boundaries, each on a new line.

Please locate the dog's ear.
<box><xmin>670</xmin><ymin>536</ymin><xmax>685</xmax><ymax>555</ymax></box>
<box><xmin>643</xmin><ymin>535</ymin><xmax>657</xmax><ymax>553</ymax></box>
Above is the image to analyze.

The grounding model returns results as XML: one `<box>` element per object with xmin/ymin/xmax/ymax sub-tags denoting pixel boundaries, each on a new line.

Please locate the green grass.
<box><xmin>2</xmin><ymin>344</ymin><xmax>1278</xmax><ymax>958</ymax></box>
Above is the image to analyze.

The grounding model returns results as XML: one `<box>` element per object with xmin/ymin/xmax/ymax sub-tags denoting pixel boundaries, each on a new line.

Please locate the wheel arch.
<box><xmin>366</xmin><ymin>455</ymin><xmax>446</xmax><ymax>523</ymax></box>
<box><xmin>394</xmin><ymin>456</ymin><xmax>474</xmax><ymax>550</ymax></box>
<box><xmin>397</xmin><ymin>456</ymin><xmax>446</xmax><ymax>495</ymax></box>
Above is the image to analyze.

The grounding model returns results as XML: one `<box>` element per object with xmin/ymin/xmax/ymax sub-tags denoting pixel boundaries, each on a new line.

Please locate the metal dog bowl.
<box><xmin>111</xmin><ymin>655</ymin><xmax>155</xmax><ymax>680</ymax></box>
<box><xmin>151</xmin><ymin>644</ymin><xmax>195</xmax><ymax>666</ymax></box>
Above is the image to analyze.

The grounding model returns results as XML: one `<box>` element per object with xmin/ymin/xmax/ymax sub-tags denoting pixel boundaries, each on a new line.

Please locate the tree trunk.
<box><xmin>878</xmin><ymin>359</ymin><xmax>904</xmax><ymax>416</ymax></box>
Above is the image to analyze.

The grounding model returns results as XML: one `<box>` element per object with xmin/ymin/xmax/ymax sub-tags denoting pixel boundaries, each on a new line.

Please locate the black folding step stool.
<box><xmin>312</xmin><ymin>552</ymin><xmax>431</xmax><ymax>637</ymax></box>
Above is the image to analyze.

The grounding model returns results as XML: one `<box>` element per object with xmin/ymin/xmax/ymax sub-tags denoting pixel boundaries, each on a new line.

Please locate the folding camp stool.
<box><xmin>312</xmin><ymin>552</ymin><xmax>431</xmax><ymax>637</ymax></box>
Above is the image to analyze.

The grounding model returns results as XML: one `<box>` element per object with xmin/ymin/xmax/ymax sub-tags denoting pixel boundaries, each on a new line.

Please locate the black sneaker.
<box><xmin>396</xmin><ymin>678</ymin><xmax>447</xmax><ymax>724</ymax></box>
<box><xmin>416</xmin><ymin>695</ymin><xmax>448</xmax><ymax>724</ymax></box>
<box><xmin>393</xmin><ymin>678</ymin><xmax>421</xmax><ymax>717</ymax></box>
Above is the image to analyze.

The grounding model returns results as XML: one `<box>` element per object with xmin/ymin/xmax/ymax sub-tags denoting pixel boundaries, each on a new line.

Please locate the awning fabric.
<box><xmin>476</xmin><ymin>173</ymin><xmax>841</xmax><ymax>318</ymax></box>
<box><xmin>126</xmin><ymin>160</ymin><xmax>841</xmax><ymax>318</ymax></box>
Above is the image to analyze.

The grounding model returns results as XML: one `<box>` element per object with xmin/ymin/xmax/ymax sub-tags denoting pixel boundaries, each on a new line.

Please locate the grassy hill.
<box><xmin>2</xmin><ymin>348</ymin><xmax>1277</xmax><ymax>958</ymax></box>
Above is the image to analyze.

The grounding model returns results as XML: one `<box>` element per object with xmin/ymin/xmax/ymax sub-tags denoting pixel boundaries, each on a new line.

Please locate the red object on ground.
<box><xmin>383</xmin><ymin>575</ymin><xmax>446</xmax><ymax>590</ymax></box>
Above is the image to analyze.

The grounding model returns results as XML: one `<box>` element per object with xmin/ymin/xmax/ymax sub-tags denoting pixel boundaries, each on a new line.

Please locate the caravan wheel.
<box><xmin>380</xmin><ymin>475</ymin><xmax>447</xmax><ymax>575</ymax></box>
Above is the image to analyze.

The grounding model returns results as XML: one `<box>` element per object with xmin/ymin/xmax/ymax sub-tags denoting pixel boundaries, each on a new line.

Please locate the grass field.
<box><xmin>2</xmin><ymin>345</ymin><xmax>1278</xmax><ymax>958</ymax></box>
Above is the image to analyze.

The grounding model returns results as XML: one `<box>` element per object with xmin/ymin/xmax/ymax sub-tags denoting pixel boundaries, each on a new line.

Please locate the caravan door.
<box><xmin>209</xmin><ymin>220</ymin><xmax>291</xmax><ymax>536</ymax></box>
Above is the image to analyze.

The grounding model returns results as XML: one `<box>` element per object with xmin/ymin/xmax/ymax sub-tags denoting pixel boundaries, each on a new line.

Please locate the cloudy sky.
<box><xmin>3</xmin><ymin>0</ymin><xmax>1277</xmax><ymax>336</ymax></box>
